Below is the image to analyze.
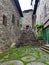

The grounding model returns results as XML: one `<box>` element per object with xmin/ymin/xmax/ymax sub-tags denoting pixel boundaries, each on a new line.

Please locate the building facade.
<box><xmin>22</xmin><ymin>9</ymin><xmax>33</xmax><ymax>30</ymax></box>
<box><xmin>0</xmin><ymin>0</ymin><xmax>23</xmax><ymax>52</ymax></box>
<box><xmin>31</xmin><ymin>0</ymin><xmax>49</xmax><ymax>44</ymax></box>
<box><xmin>36</xmin><ymin>0</ymin><xmax>49</xmax><ymax>24</ymax></box>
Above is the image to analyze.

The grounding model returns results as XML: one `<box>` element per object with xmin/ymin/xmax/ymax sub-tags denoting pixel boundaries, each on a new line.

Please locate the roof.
<box><xmin>23</xmin><ymin>9</ymin><xmax>33</xmax><ymax>13</ymax></box>
<box><xmin>33</xmin><ymin>0</ymin><xmax>39</xmax><ymax>15</ymax></box>
<box><xmin>14</xmin><ymin>0</ymin><xmax>23</xmax><ymax>17</ymax></box>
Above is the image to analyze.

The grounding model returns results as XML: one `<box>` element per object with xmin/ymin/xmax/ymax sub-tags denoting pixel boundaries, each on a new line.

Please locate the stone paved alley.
<box><xmin>0</xmin><ymin>46</ymin><xmax>49</xmax><ymax>65</ymax></box>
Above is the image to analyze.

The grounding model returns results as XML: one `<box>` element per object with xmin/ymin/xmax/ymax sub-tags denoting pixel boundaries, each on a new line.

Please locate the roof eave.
<box><xmin>33</xmin><ymin>0</ymin><xmax>39</xmax><ymax>15</ymax></box>
<box><xmin>14</xmin><ymin>0</ymin><xmax>23</xmax><ymax>17</ymax></box>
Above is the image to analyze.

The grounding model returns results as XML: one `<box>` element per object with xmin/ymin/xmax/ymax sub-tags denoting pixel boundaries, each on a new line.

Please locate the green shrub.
<box><xmin>35</xmin><ymin>23</ymin><xmax>44</xmax><ymax>30</ymax></box>
<box><xmin>36</xmin><ymin>34</ymin><xmax>44</xmax><ymax>40</ymax></box>
<box><xmin>36</xmin><ymin>29</ymin><xmax>44</xmax><ymax>40</ymax></box>
<box><xmin>35</xmin><ymin>23</ymin><xmax>44</xmax><ymax>40</ymax></box>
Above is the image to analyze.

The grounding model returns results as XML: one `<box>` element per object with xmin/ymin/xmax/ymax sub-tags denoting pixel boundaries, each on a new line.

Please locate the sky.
<box><xmin>19</xmin><ymin>0</ymin><xmax>33</xmax><ymax>11</ymax></box>
<box><xmin>32</xmin><ymin>0</ymin><xmax>35</xmax><ymax>10</ymax></box>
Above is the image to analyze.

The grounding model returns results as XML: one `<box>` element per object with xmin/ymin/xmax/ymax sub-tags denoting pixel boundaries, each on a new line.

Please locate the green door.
<box><xmin>46</xmin><ymin>28</ymin><xmax>49</xmax><ymax>44</ymax></box>
<box><xmin>43</xmin><ymin>30</ymin><xmax>47</xmax><ymax>40</ymax></box>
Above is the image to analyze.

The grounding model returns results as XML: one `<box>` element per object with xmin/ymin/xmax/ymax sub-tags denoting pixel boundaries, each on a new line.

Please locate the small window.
<box><xmin>26</xmin><ymin>25</ymin><xmax>29</xmax><ymax>29</ymax></box>
<box><xmin>17</xmin><ymin>20</ymin><xmax>19</xmax><ymax>27</ymax></box>
<box><xmin>12</xmin><ymin>14</ymin><xmax>15</xmax><ymax>24</ymax></box>
<box><xmin>3</xmin><ymin>15</ymin><xmax>7</xmax><ymax>26</ymax></box>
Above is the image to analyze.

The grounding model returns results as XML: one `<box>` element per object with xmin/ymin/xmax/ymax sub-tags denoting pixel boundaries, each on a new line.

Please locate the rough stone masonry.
<box><xmin>0</xmin><ymin>0</ymin><xmax>21</xmax><ymax>52</ymax></box>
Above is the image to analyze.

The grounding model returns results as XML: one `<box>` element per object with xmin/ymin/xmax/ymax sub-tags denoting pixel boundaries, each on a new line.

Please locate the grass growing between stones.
<box><xmin>0</xmin><ymin>46</ymin><xmax>49</xmax><ymax>65</ymax></box>
<box><xmin>10</xmin><ymin>63</ymin><xmax>14</xmax><ymax>65</ymax></box>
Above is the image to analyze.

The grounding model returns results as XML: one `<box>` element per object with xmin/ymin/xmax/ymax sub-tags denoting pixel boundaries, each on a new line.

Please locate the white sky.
<box><xmin>32</xmin><ymin>0</ymin><xmax>35</xmax><ymax>9</ymax></box>
<box><xmin>19</xmin><ymin>0</ymin><xmax>33</xmax><ymax>11</ymax></box>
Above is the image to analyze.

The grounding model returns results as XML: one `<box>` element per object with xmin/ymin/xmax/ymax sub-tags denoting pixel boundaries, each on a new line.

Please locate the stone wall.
<box><xmin>36</xmin><ymin>0</ymin><xmax>49</xmax><ymax>28</ymax></box>
<box><xmin>22</xmin><ymin>11</ymin><xmax>33</xmax><ymax>30</ymax></box>
<box><xmin>0</xmin><ymin>0</ymin><xmax>20</xmax><ymax>52</ymax></box>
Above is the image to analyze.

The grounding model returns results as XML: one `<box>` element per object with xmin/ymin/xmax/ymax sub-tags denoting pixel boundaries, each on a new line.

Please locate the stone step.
<box><xmin>18</xmin><ymin>30</ymin><xmax>37</xmax><ymax>46</ymax></box>
<box><xmin>41</xmin><ymin>47</ymin><xmax>49</xmax><ymax>53</ymax></box>
<box><xmin>42</xmin><ymin>45</ymin><xmax>49</xmax><ymax>48</ymax></box>
<box><xmin>41</xmin><ymin>44</ymin><xmax>49</xmax><ymax>50</ymax></box>
<box><xmin>41</xmin><ymin>44</ymin><xmax>49</xmax><ymax>53</ymax></box>
<box><xmin>45</xmin><ymin>44</ymin><xmax>49</xmax><ymax>48</ymax></box>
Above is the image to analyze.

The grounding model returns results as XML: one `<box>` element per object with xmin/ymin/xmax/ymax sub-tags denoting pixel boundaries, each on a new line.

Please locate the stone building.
<box><xmin>36</xmin><ymin>0</ymin><xmax>49</xmax><ymax>24</ymax></box>
<box><xmin>22</xmin><ymin>9</ymin><xmax>33</xmax><ymax>30</ymax></box>
<box><xmin>31</xmin><ymin>0</ymin><xmax>49</xmax><ymax>44</ymax></box>
<box><xmin>31</xmin><ymin>0</ymin><xmax>37</xmax><ymax>35</ymax></box>
<box><xmin>0</xmin><ymin>0</ymin><xmax>23</xmax><ymax>52</ymax></box>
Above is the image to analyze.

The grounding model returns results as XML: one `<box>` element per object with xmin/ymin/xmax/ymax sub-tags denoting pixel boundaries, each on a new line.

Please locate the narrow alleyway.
<box><xmin>0</xmin><ymin>0</ymin><xmax>49</xmax><ymax>65</ymax></box>
<box><xmin>16</xmin><ymin>28</ymin><xmax>39</xmax><ymax>47</ymax></box>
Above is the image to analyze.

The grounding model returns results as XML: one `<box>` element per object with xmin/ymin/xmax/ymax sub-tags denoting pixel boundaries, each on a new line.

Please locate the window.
<box><xmin>26</xmin><ymin>25</ymin><xmax>29</xmax><ymax>29</ymax></box>
<box><xmin>12</xmin><ymin>14</ymin><xmax>15</xmax><ymax>24</ymax></box>
<box><xmin>3</xmin><ymin>15</ymin><xmax>7</xmax><ymax>26</ymax></box>
<box><xmin>17</xmin><ymin>20</ymin><xmax>19</xmax><ymax>27</ymax></box>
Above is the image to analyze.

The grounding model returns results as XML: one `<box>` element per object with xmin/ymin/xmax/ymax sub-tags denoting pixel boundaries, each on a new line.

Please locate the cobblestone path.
<box><xmin>0</xmin><ymin>46</ymin><xmax>49</xmax><ymax>65</ymax></box>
